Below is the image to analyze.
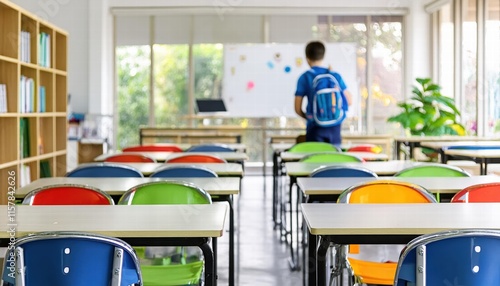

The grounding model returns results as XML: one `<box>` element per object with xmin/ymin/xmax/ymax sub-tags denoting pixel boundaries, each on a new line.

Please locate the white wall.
<box><xmin>11</xmin><ymin>0</ymin><xmax>433</xmax><ymax>113</ymax></box>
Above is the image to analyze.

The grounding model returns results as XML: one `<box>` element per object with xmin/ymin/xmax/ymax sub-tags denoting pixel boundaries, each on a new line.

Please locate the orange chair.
<box><xmin>122</xmin><ymin>144</ymin><xmax>183</xmax><ymax>152</ymax></box>
<box><xmin>347</xmin><ymin>144</ymin><xmax>383</xmax><ymax>154</ymax></box>
<box><xmin>451</xmin><ymin>182</ymin><xmax>500</xmax><ymax>203</ymax></box>
<box><xmin>166</xmin><ymin>154</ymin><xmax>227</xmax><ymax>163</ymax></box>
<box><xmin>104</xmin><ymin>153</ymin><xmax>156</xmax><ymax>163</ymax></box>
<box><xmin>23</xmin><ymin>184</ymin><xmax>114</xmax><ymax>205</ymax></box>
<box><xmin>333</xmin><ymin>180</ymin><xmax>437</xmax><ymax>286</ymax></box>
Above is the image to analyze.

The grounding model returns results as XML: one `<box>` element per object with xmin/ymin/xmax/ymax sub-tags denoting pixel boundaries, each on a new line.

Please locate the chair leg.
<box><xmin>329</xmin><ymin>245</ymin><xmax>354</xmax><ymax>286</ymax></box>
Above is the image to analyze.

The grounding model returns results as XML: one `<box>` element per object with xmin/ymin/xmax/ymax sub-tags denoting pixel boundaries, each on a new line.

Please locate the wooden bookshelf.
<box><xmin>0</xmin><ymin>0</ymin><xmax>68</xmax><ymax>204</ymax></box>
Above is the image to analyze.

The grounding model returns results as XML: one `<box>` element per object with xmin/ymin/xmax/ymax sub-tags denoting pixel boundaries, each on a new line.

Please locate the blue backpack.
<box><xmin>309</xmin><ymin>69</ymin><xmax>348</xmax><ymax>127</ymax></box>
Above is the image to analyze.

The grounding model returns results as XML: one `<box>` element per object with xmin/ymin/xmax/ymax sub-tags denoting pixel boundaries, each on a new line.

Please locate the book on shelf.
<box><xmin>38</xmin><ymin>86</ymin><xmax>46</xmax><ymax>112</ymax></box>
<box><xmin>20</xmin><ymin>118</ymin><xmax>31</xmax><ymax>158</ymax></box>
<box><xmin>0</xmin><ymin>84</ymin><xmax>7</xmax><ymax>113</ymax></box>
<box><xmin>19</xmin><ymin>164</ymin><xmax>31</xmax><ymax>187</ymax></box>
<box><xmin>38</xmin><ymin>32</ymin><xmax>51</xmax><ymax>67</ymax></box>
<box><xmin>21</xmin><ymin>31</ymin><xmax>31</xmax><ymax>63</ymax></box>
<box><xmin>20</xmin><ymin>76</ymin><xmax>35</xmax><ymax>113</ymax></box>
<box><xmin>40</xmin><ymin>160</ymin><xmax>52</xmax><ymax>178</ymax></box>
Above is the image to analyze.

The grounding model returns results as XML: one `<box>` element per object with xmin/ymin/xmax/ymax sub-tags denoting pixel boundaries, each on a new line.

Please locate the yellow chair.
<box><xmin>333</xmin><ymin>180</ymin><xmax>437</xmax><ymax>286</ymax></box>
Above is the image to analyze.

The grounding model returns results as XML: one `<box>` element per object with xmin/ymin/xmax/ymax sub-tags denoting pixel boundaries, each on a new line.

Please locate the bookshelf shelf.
<box><xmin>0</xmin><ymin>0</ymin><xmax>67</xmax><ymax>203</ymax></box>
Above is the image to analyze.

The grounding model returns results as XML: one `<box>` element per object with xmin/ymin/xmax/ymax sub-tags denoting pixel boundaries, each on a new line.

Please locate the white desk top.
<box><xmin>94</xmin><ymin>151</ymin><xmax>248</xmax><ymax>163</ymax></box>
<box><xmin>285</xmin><ymin>160</ymin><xmax>425</xmax><ymax>177</ymax></box>
<box><xmin>394</xmin><ymin>136</ymin><xmax>500</xmax><ymax>143</ymax></box>
<box><xmin>0</xmin><ymin>204</ymin><xmax>228</xmax><ymax>238</ymax></box>
<box><xmin>444</xmin><ymin>149</ymin><xmax>500</xmax><ymax>158</ymax></box>
<box><xmin>80</xmin><ymin>162</ymin><xmax>244</xmax><ymax>177</ymax></box>
<box><xmin>421</xmin><ymin>141</ymin><xmax>500</xmax><ymax>150</ymax></box>
<box><xmin>280</xmin><ymin>151</ymin><xmax>388</xmax><ymax>162</ymax></box>
<box><xmin>16</xmin><ymin>177</ymin><xmax>241</xmax><ymax>197</ymax></box>
<box><xmin>301</xmin><ymin>203</ymin><xmax>500</xmax><ymax>236</ymax></box>
<box><xmin>297</xmin><ymin>176</ymin><xmax>500</xmax><ymax>196</ymax></box>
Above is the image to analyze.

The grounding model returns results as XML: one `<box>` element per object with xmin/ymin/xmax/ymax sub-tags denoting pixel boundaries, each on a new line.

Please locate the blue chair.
<box><xmin>1</xmin><ymin>231</ymin><xmax>142</xmax><ymax>286</ymax></box>
<box><xmin>394</xmin><ymin>229</ymin><xmax>500</xmax><ymax>286</ymax></box>
<box><xmin>448</xmin><ymin>145</ymin><xmax>500</xmax><ymax>150</ymax></box>
<box><xmin>310</xmin><ymin>166</ymin><xmax>378</xmax><ymax>178</ymax></box>
<box><xmin>150</xmin><ymin>165</ymin><xmax>218</xmax><ymax>178</ymax></box>
<box><xmin>66</xmin><ymin>163</ymin><xmax>144</xmax><ymax>178</ymax></box>
<box><xmin>186</xmin><ymin>144</ymin><xmax>236</xmax><ymax>152</ymax></box>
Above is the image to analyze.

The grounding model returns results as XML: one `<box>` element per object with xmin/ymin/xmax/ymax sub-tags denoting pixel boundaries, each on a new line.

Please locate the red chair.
<box><xmin>104</xmin><ymin>153</ymin><xmax>156</xmax><ymax>163</ymax></box>
<box><xmin>122</xmin><ymin>144</ymin><xmax>183</xmax><ymax>152</ymax></box>
<box><xmin>451</xmin><ymin>182</ymin><xmax>500</xmax><ymax>203</ymax></box>
<box><xmin>166</xmin><ymin>154</ymin><xmax>227</xmax><ymax>163</ymax></box>
<box><xmin>347</xmin><ymin>144</ymin><xmax>383</xmax><ymax>154</ymax></box>
<box><xmin>23</xmin><ymin>184</ymin><xmax>114</xmax><ymax>205</ymax></box>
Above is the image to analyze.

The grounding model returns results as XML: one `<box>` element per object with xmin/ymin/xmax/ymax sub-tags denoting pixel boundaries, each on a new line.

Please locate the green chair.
<box><xmin>394</xmin><ymin>163</ymin><xmax>471</xmax><ymax>201</ymax></box>
<box><xmin>119</xmin><ymin>180</ymin><xmax>211</xmax><ymax>286</ymax></box>
<box><xmin>300</xmin><ymin>152</ymin><xmax>364</xmax><ymax>163</ymax></box>
<box><xmin>288</xmin><ymin>141</ymin><xmax>341</xmax><ymax>153</ymax></box>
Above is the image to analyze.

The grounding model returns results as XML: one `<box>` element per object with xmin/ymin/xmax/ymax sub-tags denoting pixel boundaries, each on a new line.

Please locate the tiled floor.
<box><xmin>217</xmin><ymin>175</ymin><xmax>302</xmax><ymax>286</ymax></box>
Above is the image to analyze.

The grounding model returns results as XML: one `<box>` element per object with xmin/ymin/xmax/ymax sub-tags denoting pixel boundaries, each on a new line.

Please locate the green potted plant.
<box><xmin>388</xmin><ymin>78</ymin><xmax>466</xmax><ymax>136</ymax></box>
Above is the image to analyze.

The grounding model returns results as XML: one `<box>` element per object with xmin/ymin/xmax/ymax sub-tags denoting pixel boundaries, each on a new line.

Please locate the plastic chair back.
<box><xmin>394</xmin><ymin>164</ymin><xmax>471</xmax><ymax>177</ymax></box>
<box><xmin>119</xmin><ymin>181</ymin><xmax>211</xmax><ymax>205</ymax></box>
<box><xmin>66</xmin><ymin>163</ymin><xmax>144</xmax><ymax>178</ymax></box>
<box><xmin>166</xmin><ymin>154</ymin><xmax>227</xmax><ymax>163</ymax></box>
<box><xmin>310</xmin><ymin>165</ymin><xmax>378</xmax><ymax>178</ymax></box>
<box><xmin>288</xmin><ymin>141</ymin><xmax>341</xmax><ymax>153</ymax></box>
<box><xmin>448</xmin><ymin>145</ymin><xmax>500</xmax><ymax>150</ymax></box>
<box><xmin>347</xmin><ymin>144</ymin><xmax>383</xmax><ymax>154</ymax></box>
<box><xmin>300</xmin><ymin>152</ymin><xmax>364</xmax><ymax>163</ymax></box>
<box><xmin>186</xmin><ymin>144</ymin><xmax>236</xmax><ymax>152</ymax></box>
<box><xmin>337</xmin><ymin>180</ymin><xmax>437</xmax><ymax>285</ymax></box>
<box><xmin>123</xmin><ymin>144</ymin><xmax>183</xmax><ymax>152</ymax></box>
<box><xmin>104</xmin><ymin>153</ymin><xmax>156</xmax><ymax>163</ymax></box>
<box><xmin>451</xmin><ymin>182</ymin><xmax>500</xmax><ymax>202</ymax></box>
<box><xmin>395</xmin><ymin>229</ymin><xmax>500</xmax><ymax>286</ymax></box>
<box><xmin>22</xmin><ymin>184</ymin><xmax>114</xmax><ymax>205</ymax></box>
<box><xmin>1</xmin><ymin>231</ymin><xmax>142</xmax><ymax>286</ymax></box>
<box><xmin>151</xmin><ymin>165</ymin><xmax>218</xmax><ymax>178</ymax></box>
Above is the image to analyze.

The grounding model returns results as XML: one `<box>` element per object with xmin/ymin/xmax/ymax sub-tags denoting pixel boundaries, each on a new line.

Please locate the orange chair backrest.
<box><xmin>347</xmin><ymin>144</ymin><xmax>383</xmax><ymax>154</ymax></box>
<box><xmin>339</xmin><ymin>180</ymin><xmax>437</xmax><ymax>204</ymax></box>
<box><xmin>26</xmin><ymin>185</ymin><xmax>113</xmax><ymax>205</ymax></box>
<box><xmin>166</xmin><ymin>154</ymin><xmax>226</xmax><ymax>163</ymax></box>
<box><xmin>104</xmin><ymin>154</ymin><xmax>156</xmax><ymax>163</ymax></box>
<box><xmin>451</xmin><ymin>183</ymin><xmax>500</xmax><ymax>203</ymax></box>
<box><xmin>123</xmin><ymin>145</ymin><xmax>183</xmax><ymax>152</ymax></box>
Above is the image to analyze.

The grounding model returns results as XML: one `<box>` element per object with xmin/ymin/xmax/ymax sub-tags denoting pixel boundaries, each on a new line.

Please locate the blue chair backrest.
<box><xmin>310</xmin><ymin>166</ymin><xmax>378</xmax><ymax>178</ymax></box>
<box><xmin>2</xmin><ymin>232</ymin><xmax>142</xmax><ymax>286</ymax></box>
<box><xmin>447</xmin><ymin>145</ymin><xmax>500</xmax><ymax>150</ymax></box>
<box><xmin>66</xmin><ymin>163</ymin><xmax>143</xmax><ymax>178</ymax></box>
<box><xmin>150</xmin><ymin>165</ymin><xmax>217</xmax><ymax>178</ymax></box>
<box><xmin>395</xmin><ymin>229</ymin><xmax>500</xmax><ymax>286</ymax></box>
<box><xmin>186</xmin><ymin>144</ymin><xmax>236</xmax><ymax>152</ymax></box>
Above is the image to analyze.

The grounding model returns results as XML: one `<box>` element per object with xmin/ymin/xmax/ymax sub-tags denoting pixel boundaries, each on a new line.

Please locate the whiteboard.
<box><xmin>222</xmin><ymin>43</ymin><xmax>359</xmax><ymax>118</ymax></box>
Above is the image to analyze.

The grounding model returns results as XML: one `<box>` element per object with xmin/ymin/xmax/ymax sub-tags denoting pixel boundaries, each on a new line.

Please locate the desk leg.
<box><xmin>307</xmin><ymin>229</ymin><xmax>317</xmax><ymax>286</ymax></box>
<box><xmin>200</xmin><ymin>238</ymin><xmax>216</xmax><ymax>286</ymax></box>
<box><xmin>288</xmin><ymin>176</ymin><xmax>299</xmax><ymax>271</ymax></box>
<box><xmin>317</xmin><ymin>235</ymin><xmax>332</xmax><ymax>286</ymax></box>
<box><xmin>229</xmin><ymin>196</ymin><xmax>235</xmax><ymax>286</ymax></box>
<box><xmin>395</xmin><ymin>140</ymin><xmax>401</xmax><ymax>160</ymax></box>
<box><xmin>272</xmin><ymin>151</ymin><xmax>279</xmax><ymax>226</ymax></box>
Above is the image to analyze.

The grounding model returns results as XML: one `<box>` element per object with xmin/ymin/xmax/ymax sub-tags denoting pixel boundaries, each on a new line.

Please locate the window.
<box><xmin>485</xmin><ymin>0</ymin><xmax>500</xmax><ymax>135</ymax></box>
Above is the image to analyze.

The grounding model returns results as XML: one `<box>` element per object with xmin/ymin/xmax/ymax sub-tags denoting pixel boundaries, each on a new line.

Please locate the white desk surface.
<box><xmin>79</xmin><ymin>162</ymin><xmax>244</xmax><ymax>177</ymax></box>
<box><xmin>394</xmin><ymin>136</ymin><xmax>500</xmax><ymax>143</ymax></box>
<box><xmin>301</xmin><ymin>203</ymin><xmax>500</xmax><ymax>236</ymax></box>
<box><xmin>285</xmin><ymin>160</ymin><xmax>425</xmax><ymax>177</ymax></box>
<box><xmin>421</xmin><ymin>141</ymin><xmax>500</xmax><ymax>150</ymax></box>
<box><xmin>297</xmin><ymin>175</ymin><xmax>500</xmax><ymax>196</ymax></box>
<box><xmin>16</xmin><ymin>177</ymin><xmax>241</xmax><ymax>197</ymax></box>
<box><xmin>0</xmin><ymin>204</ymin><xmax>228</xmax><ymax>238</ymax></box>
<box><xmin>94</xmin><ymin>151</ymin><xmax>248</xmax><ymax>163</ymax></box>
<box><xmin>280</xmin><ymin>151</ymin><xmax>388</xmax><ymax>162</ymax></box>
<box><xmin>444</xmin><ymin>149</ymin><xmax>500</xmax><ymax>158</ymax></box>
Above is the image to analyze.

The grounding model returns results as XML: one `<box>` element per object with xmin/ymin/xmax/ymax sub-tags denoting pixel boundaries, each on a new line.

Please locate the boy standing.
<box><xmin>294</xmin><ymin>41</ymin><xmax>352</xmax><ymax>145</ymax></box>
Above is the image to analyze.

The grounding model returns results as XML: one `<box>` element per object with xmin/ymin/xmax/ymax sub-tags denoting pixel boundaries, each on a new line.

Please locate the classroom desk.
<box><xmin>16</xmin><ymin>176</ymin><xmax>239</xmax><ymax>286</ymax></box>
<box><xmin>77</xmin><ymin>162</ymin><xmax>244</xmax><ymax>177</ymax></box>
<box><xmin>0</xmin><ymin>204</ymin><xmax>229</xmax><ymax>286</ymax></box>
<box><xmin>420</xmin><ymin>141</ymin><xmax>500</xmax><ymax>164</ymax></box>
<box><xmin>301</xmin><ymin>203</ymin><xmax>500</xmax><ymax>286</ymax></box>
<box><xmin>442</xmin><ymin>149</ymin><xmax>500</xmax><ymax>175</ymax></box>
<box><xmin>94</xmin><ymin>151</ymin><xmax>249</xmax><ymax>164</ymax></box>
<box><xmin>393</xmin><ymin>136</ymin><xmax>500</xmax><ymax>160</ymax></box>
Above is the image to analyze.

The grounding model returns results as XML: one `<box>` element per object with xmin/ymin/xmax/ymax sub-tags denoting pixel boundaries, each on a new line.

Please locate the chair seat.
<box><xmin>348</xmin><ymin>257</ymin><xmax>397</xmax><ymax>285</ymax></box>
<box><xmin>140</xmin><ymin>261</ymin><xmax>204</xmax><ymax>286</ymax></box>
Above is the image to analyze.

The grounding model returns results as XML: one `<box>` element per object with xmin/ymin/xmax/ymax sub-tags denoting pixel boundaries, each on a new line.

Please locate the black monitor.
<box><xmin>195</xmin><ymin>99</ymin><xmax>227</xmax><ymax>113</ymax></box>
